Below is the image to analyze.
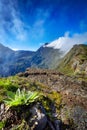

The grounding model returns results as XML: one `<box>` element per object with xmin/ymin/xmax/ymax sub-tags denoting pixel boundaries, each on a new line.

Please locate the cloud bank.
<box><xmin>44</xmin><ymin>32</ymin><xmax>87</xmax><ymax>53</ymax></box>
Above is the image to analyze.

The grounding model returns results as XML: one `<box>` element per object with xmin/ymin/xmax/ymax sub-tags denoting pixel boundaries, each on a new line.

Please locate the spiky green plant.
<box><xmin>4</xmin><ymin>88</ymin><xmax>39</xmax><ymax>110</ymax></box>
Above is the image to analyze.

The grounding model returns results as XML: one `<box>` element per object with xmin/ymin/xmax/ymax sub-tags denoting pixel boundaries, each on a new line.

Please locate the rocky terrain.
<box><xmin>17</xmin><ymin>68</ymin><xmax>87</xmax><ymax>130</ymax></box>
<box><xmin>0</xmin><ymin>68</ymin><xmax>87</xmax><ymax>130</ymax></box>
<box><xmin>18</xmin><ymin>68</ymin><xmax>87</xmax><ymax>109</ymax></box>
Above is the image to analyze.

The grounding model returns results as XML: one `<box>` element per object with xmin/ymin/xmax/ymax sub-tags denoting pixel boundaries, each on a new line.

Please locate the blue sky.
<box><xmin>0</xmin><ymin>0</ymin><xmax>87</xmax><ymax>50</ymax></box>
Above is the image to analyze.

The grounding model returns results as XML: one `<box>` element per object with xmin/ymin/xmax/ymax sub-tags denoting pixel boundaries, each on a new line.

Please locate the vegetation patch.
<box><xmin>4</xmin><ymin>88</ymin><xmax>40</xmax><ymax>110</ymax></box>
<box><xmin>0</xmin><ymin>121</ymin><xmax>5</xmax><ymax>129</ymax></box>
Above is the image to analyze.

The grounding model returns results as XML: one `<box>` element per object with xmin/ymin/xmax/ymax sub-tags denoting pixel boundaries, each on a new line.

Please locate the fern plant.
<box><xmin>4</xmin><ymin>88</ymin><xmax>39</xmax><ymax>110</ymax></box>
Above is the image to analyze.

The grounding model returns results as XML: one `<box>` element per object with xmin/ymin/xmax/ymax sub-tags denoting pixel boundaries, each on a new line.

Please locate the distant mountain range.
<box><xmin>0</xmin><ymin>43</ymin><xmax>34</xmax><ymax>76</ymax></box>
<box><xmin>0</xmin><ymin>42</ymin><xmax>87</xmax><ymax>77</ymax></box>
<box><xmin>0</xmin><ymin>42</ymin><xmax>64</xmax><ymax>76</ymax></box>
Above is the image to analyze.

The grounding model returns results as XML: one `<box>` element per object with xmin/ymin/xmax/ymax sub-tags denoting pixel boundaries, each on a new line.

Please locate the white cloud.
<box><xmin>12</xmin><ymin>48</ymin><xmax>19</xmax><ymax>51</ymax></box>
<box><xmin>30</xmin><ymin>20</ymin><xmax>45</xmax><ymax>39</ymax></box>
<box><xmin>10</xmin><ymin>1</ymin><xmax>28</xmax><ymax>41</ymax></box>
<box><xmin>28</xmin><ymin>8</ymin><xmax>51</xmax><ymax>40</ymax></box>
<box><xmin>44</xmin><ymin>32</ymin><xmax>87</xmax><ymax>53</ymax></box>
<box><xmin>11</xmin><ymin>16</ymin><xmax>27</xmax><ymax>41</ymax></box>
<box><xmin>0</xmin><ymin>0</ymin><xmax>51</xmax><ymax>45</ymax></box>
<box><xmin>0</xmin><ymin>0</ymin><xmax>28</xmax><ymax>43</ymax></box>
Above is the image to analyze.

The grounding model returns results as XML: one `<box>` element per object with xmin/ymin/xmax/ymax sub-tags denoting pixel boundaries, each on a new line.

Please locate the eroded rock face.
<box><xmin>72</xmin><ymin>59</ymin><xmax>87</xmax><ymax>75</ymax></box>
<box><xmin>60</xmin><ymin>105</ymin><xmax>87</xmax><ymax>130</ymax></box>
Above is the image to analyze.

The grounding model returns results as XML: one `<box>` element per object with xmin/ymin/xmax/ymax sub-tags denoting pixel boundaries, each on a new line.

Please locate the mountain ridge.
<box><xmin>0</xmin><ymin>43</ymin><xmax>87</xmax><ymax>77</ymax></box>
<box><xmin>57</xmin><ymin>44</ymin><xmax>87</xmax><ymax>80</ymax></box>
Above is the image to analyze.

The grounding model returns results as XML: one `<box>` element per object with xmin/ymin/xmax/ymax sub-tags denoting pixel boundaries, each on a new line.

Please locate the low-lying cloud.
<box><xmin>45</xmin><ymin>32</ymin><xmax>87</xmax><ymax>53</ymax></box>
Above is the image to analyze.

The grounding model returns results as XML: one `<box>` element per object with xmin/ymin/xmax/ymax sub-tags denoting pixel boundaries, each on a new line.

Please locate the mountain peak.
<box><xmin>44</xmin><ymin>37</ymin><xmax>64</xmax><ymax>49</ymax></box>
<box><xmin>0</xmin><ymin>43</ymin><xmax>13</xmax><ymax>51</ymax></box>
<box><xmin>43</xmin><ymin>33</ymin><xmax>87</xmax><ymax>54</ymax></box>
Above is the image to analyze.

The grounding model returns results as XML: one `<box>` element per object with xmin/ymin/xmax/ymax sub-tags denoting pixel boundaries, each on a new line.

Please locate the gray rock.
<box><xmin>29</xmin><ymin>103</ymin><xmax>47</xmax><ymax>130</ymax></box>
<box><xmin>0</xmin><ymin>103</ymin><xmax>5</xmax><ymax>121</ymax></box>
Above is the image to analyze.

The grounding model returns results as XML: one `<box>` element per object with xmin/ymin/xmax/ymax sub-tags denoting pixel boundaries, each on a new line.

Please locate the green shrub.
<box><xmin>4</xmin><ymin>88</ymin><xmax>40</xmax><ymax>110</ymax></box>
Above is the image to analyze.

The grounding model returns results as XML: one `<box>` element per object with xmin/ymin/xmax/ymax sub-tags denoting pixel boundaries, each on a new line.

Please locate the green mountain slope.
<box><xmin>57</xmin><ymin>44</ymin><xmax>87</xmax><ymax>79</ymax></box>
